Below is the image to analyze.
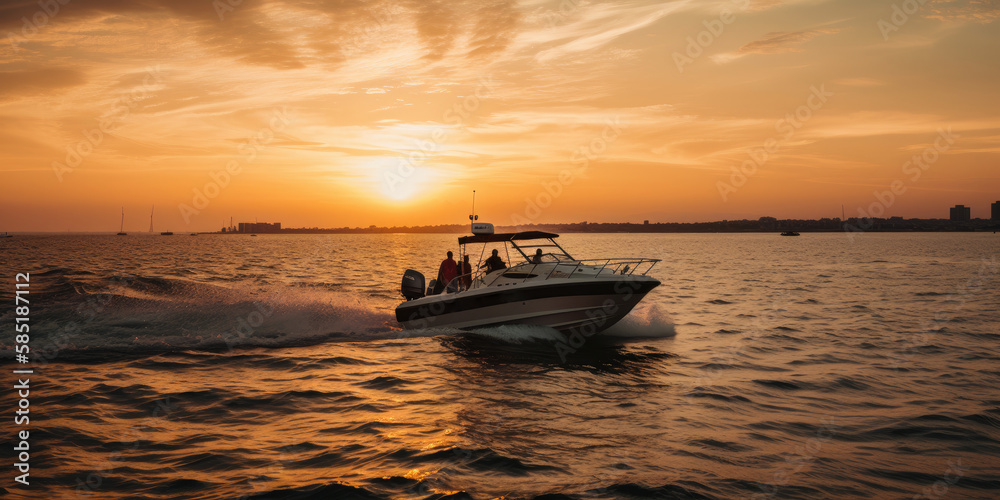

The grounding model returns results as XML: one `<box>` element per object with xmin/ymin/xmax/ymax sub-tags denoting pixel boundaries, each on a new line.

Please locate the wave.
<box><xmin>602</xmin><ymin>305</ymin><xmax>677</xmax><ymax>338</ymax></box>
<box><xmin>0</xmin><ymin>272</ymin><xmax>414</xmax><ymax>360</ymax></box>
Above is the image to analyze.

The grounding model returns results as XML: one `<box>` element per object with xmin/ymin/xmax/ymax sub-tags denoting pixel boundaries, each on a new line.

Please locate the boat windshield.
<box><xmin>509</xmin><ymin>238</ymin><xmax>574</xmax><ymax>263</ymax></box>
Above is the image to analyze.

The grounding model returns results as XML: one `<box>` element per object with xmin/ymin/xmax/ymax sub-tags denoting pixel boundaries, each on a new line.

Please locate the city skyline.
<box><xmin>2</xmin><ymin>0</ymin><xmax>999</xmax><ymax>231</ymax></box>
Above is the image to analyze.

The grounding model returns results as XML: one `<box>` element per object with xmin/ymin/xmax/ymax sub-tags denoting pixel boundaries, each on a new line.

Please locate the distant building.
<box><xmin>643</xmin><ymin>220</ymin><xmax>650</xmax><ymax>225</ymax></box>
<box><xmin>992</xmin><ymin>201</ymin><xmax>999</xmax><ymax>220</ymax></box>
<box><xmin>237</xmin><ymin>222</ymin><xmax>282</xmax><ymax>233</ymax></box>
<box><xmin>949</xmin><ymin>205</ymin><xmax>971</xmax><ymax>221</ymax></box>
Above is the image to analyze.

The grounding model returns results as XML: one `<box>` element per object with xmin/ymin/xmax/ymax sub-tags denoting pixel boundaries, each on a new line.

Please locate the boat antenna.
<box><xmin>469</xmin><ymin>190</ymin><xmax>478</xmax><ymax>228</ymax></box>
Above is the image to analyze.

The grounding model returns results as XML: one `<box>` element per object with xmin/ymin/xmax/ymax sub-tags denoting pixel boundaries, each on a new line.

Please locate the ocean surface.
<box><xmin>1</xmin><ymin>232</ymin><xmax>998</xmax><ymax>499</ymax></box>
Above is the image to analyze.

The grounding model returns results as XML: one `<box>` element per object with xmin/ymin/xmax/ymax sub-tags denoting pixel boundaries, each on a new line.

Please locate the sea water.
<box><xmin>0</xmin><ymin>232</ymin><xmax>997</xmax><ymax>499</ymax></box>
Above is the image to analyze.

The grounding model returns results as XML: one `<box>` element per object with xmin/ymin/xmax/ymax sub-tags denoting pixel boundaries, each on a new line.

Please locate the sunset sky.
<box><xmin>1</xmin><ymin>0</ymin><xmax>998</xmax><ymax>232</ymax></box>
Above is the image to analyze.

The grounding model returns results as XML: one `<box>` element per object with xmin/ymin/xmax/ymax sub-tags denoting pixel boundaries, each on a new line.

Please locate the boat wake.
<box><xmin>0</xmin><ymin>271</ymin><xmax>407</xmax><ymax>360</ymax></box>
<box><xmin>602</xmin><ymin>305</ymin><xmax>677</xmax><ymax>338</ymax></box>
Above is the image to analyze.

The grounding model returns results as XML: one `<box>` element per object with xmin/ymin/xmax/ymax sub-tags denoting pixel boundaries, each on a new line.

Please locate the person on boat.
<box><xmin>436</xmin><ymin>251</ymin><xmax>458</xmax><ymax>293</ymax></box>
<box><xmin>460</xmin><ymin>255</ymin><xmax>472</xmax><ymax>290</ymax></box>
<box><xmin>481</xmin><ymin>249</ymin><xmax>506</xmax><ymax>273</ymax></box>
<box><xmin>532</xmin><ymin>248</ymin><xmax>543</xmax><ymax>264</ymax></box>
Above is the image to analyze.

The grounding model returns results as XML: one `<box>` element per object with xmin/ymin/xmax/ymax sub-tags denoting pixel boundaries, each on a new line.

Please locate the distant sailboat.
<box><xmin>150</xmin><ymin>205</ymin><xmax>173</xmax><ymax>235</ymax></box>
<box><xmin>0</xmin><ymin>232</ymin><xmax>12</xmax><ymax>238</ymax></box>
<box><xmin>117</xmin><ymin>207</ymin><xmax>127</xmax><ymax>235</ymax></box>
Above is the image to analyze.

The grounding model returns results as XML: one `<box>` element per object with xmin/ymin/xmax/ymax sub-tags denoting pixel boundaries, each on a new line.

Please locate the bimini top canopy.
<box><xmin>458</xmin><ymin>231</ymin><xmax>559</xmax><ymax>245</ymax></box>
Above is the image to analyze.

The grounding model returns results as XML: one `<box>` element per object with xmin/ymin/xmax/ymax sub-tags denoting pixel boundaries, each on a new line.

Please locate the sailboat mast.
<box><xmin>149</xmin><ymin>205</ymin><xmax>154</xmax><ymax>233</ymax></box>
<box><xmin>120</xmin><ymin>207</ymin><xmax>125</xmax><ymax>232</ymax></box>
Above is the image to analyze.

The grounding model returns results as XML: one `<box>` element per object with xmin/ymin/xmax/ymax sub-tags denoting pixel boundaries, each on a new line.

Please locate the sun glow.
<box><xmin>371</xmin><ymin>157</ymin><xmax>433</xmax><ymax>202</ymax></box>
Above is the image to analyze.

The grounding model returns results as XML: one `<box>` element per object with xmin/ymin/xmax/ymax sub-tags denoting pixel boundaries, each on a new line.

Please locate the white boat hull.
<box><xmin>395</xmin><ymin>276</ymin><xmax>659</xmax><ymax>334</ymax></box>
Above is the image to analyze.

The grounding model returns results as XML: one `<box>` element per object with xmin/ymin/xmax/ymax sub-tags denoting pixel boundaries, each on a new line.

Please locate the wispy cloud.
<box><xmin>712</xmin><ymin>27</ymin><xmax>839</xmax><ymax>63</ymax></box>
<box><xmin>531</xmin><ymin>2</ymin><xmax>687</xmax><ymax>63</ymax></box>
<box><xmin>924</xmin><ymin>0</ymin><xmax>1000</xmax><ymax>23</ymax></box>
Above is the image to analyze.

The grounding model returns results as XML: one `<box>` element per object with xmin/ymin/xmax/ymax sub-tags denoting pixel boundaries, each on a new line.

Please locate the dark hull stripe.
<box><xmin>395</xmin><ymin>278</ymin><xmax>659</xmax><ymax>323</ymax></box>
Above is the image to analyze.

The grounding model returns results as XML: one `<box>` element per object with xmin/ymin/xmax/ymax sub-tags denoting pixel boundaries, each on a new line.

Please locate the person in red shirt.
<box><xmin>436</xmin><ymin>251</ymin><xmax>458</xmax><ymax>293</ymax></box>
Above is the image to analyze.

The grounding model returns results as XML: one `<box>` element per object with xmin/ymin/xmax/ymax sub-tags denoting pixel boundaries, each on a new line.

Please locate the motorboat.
<box><xmin>395</xmin><ymin>222</ymin><xmax>661</xmax><ymax>334</ymax></box>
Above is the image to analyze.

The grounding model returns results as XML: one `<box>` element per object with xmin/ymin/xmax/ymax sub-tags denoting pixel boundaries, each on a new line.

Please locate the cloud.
<box><xmin>411</xmin><ymin>0</ymin><xmax>460</xmax><ymax>60</ymax></box>
<box><xmin>0</xmin><ymin>68</ymin><xmax>86</xmax><ymax>100</ymax></box>
<box><xmin>466</xmin><ymin>0</ymin><xmax>522</xmax><ymax>58</ymax></box>
<box><xmin>924</xmin><ymin>0</ymin><xmax>1000</xmax><ymax>23</ymax></box>
<box><xmin>736</xmin><ymin>28</ymin><xmax>840</xmax><ymax>55</ymax></box>
<box><xmin>533</xmin><ymin>3</ymin><xmax>686</xmax><ymax>63</ymax></box>
<box><xmin>711</xmin><ymin>27</ymin><xmax>839</xmax><ymax>64</ymax></box>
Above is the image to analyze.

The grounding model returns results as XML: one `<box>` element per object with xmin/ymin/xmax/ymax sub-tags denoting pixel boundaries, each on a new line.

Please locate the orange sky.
<box><xmin>1</xmin><ymin>0</ymin><xmax>998</xmax><ymax>232</ymax></box>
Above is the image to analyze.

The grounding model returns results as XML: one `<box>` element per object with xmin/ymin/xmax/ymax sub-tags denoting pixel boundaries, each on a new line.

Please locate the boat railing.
<box><xmin>442</xmin><ymin>270</ymin><xmax>482</xmax><ymax>293</ymax></box>
<box><xmin>439</xmin><ymin>258</ymin><xmax>660</xmax><ymax>292</ymax></box>
<box><xmin>577</xmin><ymin>257</ymin><xmax>660</xmax><ymax>276</ymax></box>
<box><xmin>526</xmin><ymin>258</ymin><xmax>660</xmax><ymax>282</ymax></box>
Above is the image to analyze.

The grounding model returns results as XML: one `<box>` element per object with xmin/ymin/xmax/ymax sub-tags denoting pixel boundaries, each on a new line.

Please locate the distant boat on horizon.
<box><xmin>0</xmin><ymin>232</ymin><xmax>12</xmax><ymax>238</ymax></box>
<box><xmin>780</xmin><ymin>231</ymin><xmax>800</xmax><ymax>236</ymax></box>
<box><xmin>149</xmin><ymin>205</ymin><xmax>174</xmax><ymax>235</ymax></box>
<box><xmin>117</xmin><ymin>207</ymin><xmax>127</xmax><ymax>235</ymax></box>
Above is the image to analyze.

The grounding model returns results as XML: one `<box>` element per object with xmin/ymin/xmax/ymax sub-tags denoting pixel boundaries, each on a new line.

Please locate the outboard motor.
<box><xmin>401</xmin><ymin>269</ymin><xmax>425</xmax><ymax>301</ymax></box>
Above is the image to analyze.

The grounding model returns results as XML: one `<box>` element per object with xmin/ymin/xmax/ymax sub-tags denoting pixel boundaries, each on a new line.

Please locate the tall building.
<box><xmin>237</xmin><ymin>222</ymin><xmax>282</xmax><ymax>233</ymax></box>
<box><xmin>992</xmin><ymin>201</ymin><xmax>999</xmax><ymax>220</ymax></box>
<box><xmin>949</xmin><ymin>205</ymin><xmax>971</xmax><ymax>221</ymax></box>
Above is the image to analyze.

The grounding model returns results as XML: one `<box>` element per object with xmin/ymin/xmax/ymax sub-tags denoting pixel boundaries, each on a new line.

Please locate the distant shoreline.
<box><xmin>9</xmin><ymin>218</ymin><xmax>999</xmax><ymax>235</ymax></box>
<box><xmin>207</xmin><ymin>217</ymin><xmax>998</xmax><ymax>235</ymax></box>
